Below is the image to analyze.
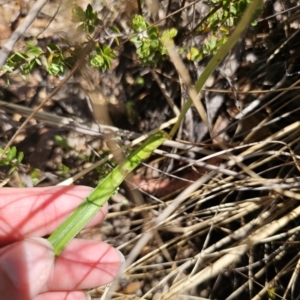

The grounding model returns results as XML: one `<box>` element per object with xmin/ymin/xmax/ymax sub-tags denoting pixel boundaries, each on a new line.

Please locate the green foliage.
<box><xmin>0</xmin><ymin>4</ymin><xmax>111</xmax><ymax>77</ymax></box>
<box><xmin>71</xmin><ymin>4</ymin><xmax>102</xmax><ymax>34</ymax></box>
<box><xmin>131</xmin><ymin>15</ymin><xmax>177</xmax><ymax>65</ymax></box>
<box><xmin>186</xmin><ymin>46</ymin><xmax>203</xmax><ymax>61</ymax></box>
<box><xmin>3</xmin><ymin>42</ymin><xmax>44</xmax><ymax>76</ymax></box>
<box><xmin>0</xmin><ymin>146</ymin><xmax>24</xmax><ymax>174</ymax></box>
<box><xmin>30</xmin><ymin>168</ymin><xmax>42</xmax><ymax>185</ymax></box>
<box><xmin>54</xmin><ymin>135</ymin><xmax>70</xmax><ymax>150</ymax></box>
<box><xmin>58</xmin><ymin>164</ymin><xmax>70</xmax><ymax>178</ymax></box>
<box><xmin>46</xmin><ymin>43</ymin><xmax>66</xmax><ymax>76</ymax></box>
<box><xmin>2</xmin><ymin>40</ymin><xmax>65</xmax><ymax>77</ymax></box>
<box><xmin>136</xmin><ymin>76</ymin><xmax>144</xmax><ymax>85</ymax></box>
<box><xmin>1</xmin><ymin>1</ymin><xmax>261</xmax><ymax>82</ymax></box>
<box><xmin>90</xmin><ymin>44</ymin><xmax>116</xmax><ymax>72</ymax></box>
<box><xmin>185</xmin><ymin>0</ymin><xmax>259</xmax><ymax>60</ymax></box>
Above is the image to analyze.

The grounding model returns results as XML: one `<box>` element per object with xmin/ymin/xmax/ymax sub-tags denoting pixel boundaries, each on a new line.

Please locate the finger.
<box><xmin>0</xmin><ymin>237</ymin><xmax>54</xmax><ymax>300</ymax></box>
<box><xmin>34</xmin><ymin>291</ymin><xmax>89</xmax><ymax>300</ymax></box>
<box><xmin>43</xmin><ymin>239</ymin><xmax>124</xmax><ymax>291</ymax></box>
<box><xmin>0</xmin><ymin>186</ymin><xmax>108</xmax><ymax>245</ymax></box>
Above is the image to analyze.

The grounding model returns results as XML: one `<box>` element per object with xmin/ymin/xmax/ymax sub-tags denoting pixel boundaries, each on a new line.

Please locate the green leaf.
<box><xmin>85</xmin><ymin>4</ymin><xmax>93</xmax><ymax>19</ymax></box>
<box><xmin>48</xmin><ymin>131</ymin><xmax>167</xmax><ymax>256</ymax></box>
<box><xmin>226</xmin><ymin>16</ymin><xmax>234</xmax><ymax>26</ymax></box>
<box><xmin>71</xmin><ymin>5</ymin><xmax>85</xmax><ymax>23</ymax></box>
<box><xmin>132</xmin><ymin>15</ymin><xmax>148</xmax><ymax>32</ymax></box>
<box><xmin>88</xmin><ymin>24</ymin><xmax>95</xmax><ymax>34</ymax></box>
<box><xmin>8</xmin><ymin>166</ymin><xmax>16</xmax><ymax>174</ymax></box>
<box><xmin>54</xmin><ymin>135</ymin><xmax>70</xmax><ymax>149</ymax></box>
<box><xmin>150</xmin><ymin>39</ymin><xmax>159</xmax><ymax>48</ymax></box>
<box><xmin>169</xmin><ymin>28</ymin><xmax>178</xmax><ymax>38</ymax></box>
<box><xmin>48</xmin><ymin>62</ymin><xmax>64</xmax><ymax>76</ymax></box>
<box><xmin>220</xmin><ymin>26</ymin><xmax>229</xmax><ymax>34</ymax></box>
<box><xmin>25</xmin><ymin>43</ymin><xmax>43</xmax><ymax>57</ymax></box>
<box><xmin>17</xmin><ymin>151</ymin><xmax>24</xmax><ymax>163</ymax></box>
<box><xmin>187</xmin><ymin>47</ymin><xmax>202</xmax><ymax>61</ymax></box>
<box><xmin>90</xmin><ymin>54</ymin><xmax>104</xmax><ymax>67</ymax></box>
<box><xmin>268</xmin><ymin>287</ymin><xmax>276</xmax><ymax>300</ymax></box>
<box><xmin>23</xmin><ymin>59</ymin><xmax>37</xmax><ymax>74</ymax></box>
<box><xmin>15</xmin><ymin>52</ymin><xmax>28</xmax><ymax>60</ymax></box>
<box><xmin>7</xmin><ymin>147</ymin><xmax>16</xmax><ymax>160</ymax></box>
<box><xmin>161</xmin><ymin>28</ymin><xmax>178</xmax><ymax>41</ymax></box>
<box><xmin>9</xmin><ymin>52</ymin><xmax>27</xmax><ymax>63</ymax></box>
<box><xmin>103</xmin><ymin>45</ymin><xmax>111</xmax><ymax>55</ymax></box>
<box><xmin>47</xmin><ymin>43</ymin><xmax>61</xmax><ymax>53</ymax></box>
<box><xmin>136</xmin><ymin>76</ymin><xmax>144</xmax><ymax>85</ymax></box>
<box><xmin>35</xmin><ymin>58</ymin><xmax>42</xmax><ymax>65</ymax></box>
<box><xmin>230</xmin><ymin>5</ymin><xmax>237</xmax><ymax>15</ymax></box>
<box><xmin>0</xmin><ymin>159</ymin><xmax>9</xmax><ymax>166</ymax></box>
<box><xmin>58</xmin><ymin>164</ymin><xmax>70</xmax><ymax>173</ymax></box>
<box><xmin>110</xmin><ymin>25</ymin><xmax>120</xmax><ymax>34</ymax></box>
<box><xmin>148</xmin><ymin>26</ymin><xmax>158</xmax><ymax>37</ymax></box>
<box><xmin>30</xmin><ymin>168</ymin><xmax>42</xmax><ymax>185</ymax></box>
<box><xmin>2</xmin><ymin>64</ymin><xmax>14</xmax><ymax>72</ymax></box>
<box><xmin>208</xmin><ymin>36</ymin><xmax>217</xmax><ymax>50</ymax></box>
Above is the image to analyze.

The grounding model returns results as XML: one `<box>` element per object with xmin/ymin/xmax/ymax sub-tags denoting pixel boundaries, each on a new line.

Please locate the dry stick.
<box><xmin>162</xmin><ymin>204</ymin><xmax>300</xmax><ymax>298</ymax></box>
<box><xmin>142</xmin><ymin>202</ymin><xmax>278</xmax><ymax>297</ymax></box>
<box><xmin>0</xmin><ymin>99</ymin><xmax>105</xmax><ymax>136</ymax></box>
<box><xmin>116</xmin><ymin>201</ymin><xmax>257</xmax><ymax>269</ymax></box>
<box><xmin>251</xmin><ymin>254</ymin><xmax>298</xmax><ymax>300</ymax></box>
<box><xmin>103</xmin><ymin>172</ymin><xmax>216</xmax><ymax>300</ymax></box>
<box><xmin>142</xmin><ymin>200</ymin><xmax>273</xmax><ymax>298</ymax></box>
<box><xmin>150</xmin><ymin>69</ymin><xmax>180</xmax><ymax>116</ymax></box>
<box><xmin>226</xmin><ymin>235</ymin><xmax>294</xmax><ymax>300</ymax></box>
<box><xmin>283</xmin><ymin>255</ymin><xmax>300</xmax><ymax>299</ymax></box>
<box><xmin>204</xmin><ymin>86</ymin><xmax>300</xmax><ymax>94</ymax></box>
<box><xmin>0</xmin><ymin>0</ymin><xmax>48</xmax><ymax>68</ymax></box>
<box><xmin>242</xmin><ymin>77</ymin><xmax>300</xmax><ymax>143</ymax></box>
<box><xmin>165</xmin><ymin>41</ymin><xmax>208</xmax><ymax>129</ymax></box>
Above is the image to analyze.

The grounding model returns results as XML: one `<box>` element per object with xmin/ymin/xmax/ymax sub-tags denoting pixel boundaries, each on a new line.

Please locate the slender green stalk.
<box><xmin>48</xmin><ymin>131</ymin><xmax>167</xmax><ymax>256</ymax></box>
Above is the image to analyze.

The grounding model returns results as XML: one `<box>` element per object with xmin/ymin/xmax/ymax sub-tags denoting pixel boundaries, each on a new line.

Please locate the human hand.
<box><xmin>0</xmin><ymin>186</ymin><xmax>124</xmax><ymax>300</ymax></box>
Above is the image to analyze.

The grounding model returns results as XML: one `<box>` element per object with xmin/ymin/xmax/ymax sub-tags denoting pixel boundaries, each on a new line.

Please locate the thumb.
<box><xmin>0</xmin><ymin>237</ymin><xmax>54</xmax><ymax>300</ymax></box>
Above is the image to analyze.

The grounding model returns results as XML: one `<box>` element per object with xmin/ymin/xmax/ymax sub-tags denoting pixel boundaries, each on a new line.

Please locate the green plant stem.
<box><xmin>48</xmin><ymin>131</ymin><xmax>167</xmax><ymax>256</ymax></box>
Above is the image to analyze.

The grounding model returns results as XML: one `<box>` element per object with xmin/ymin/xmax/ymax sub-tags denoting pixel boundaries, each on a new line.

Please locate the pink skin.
<box><xmin>0</xmin><ymin>186</ymin><xmax>124</xmax><ymax>300</ymax></box>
